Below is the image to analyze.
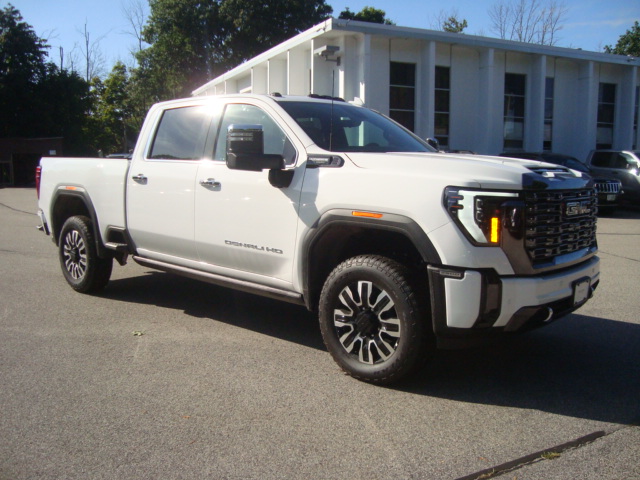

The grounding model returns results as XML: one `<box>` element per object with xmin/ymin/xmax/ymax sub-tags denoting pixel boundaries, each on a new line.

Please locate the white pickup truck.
<box><xmin>37</xmin><ymin>93</ymin><xmax>600</xmax><ymax>384</ymax></box>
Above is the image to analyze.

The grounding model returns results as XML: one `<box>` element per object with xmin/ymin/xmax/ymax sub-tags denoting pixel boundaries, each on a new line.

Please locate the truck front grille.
<box><xmin>523</xmin><ymin>189</ymin><xmax>597</xmax><ymax>264</ymax></box>
<box><xmin>594</xmin><ymin>180</ymin><xmax>620</xmax><ymax>194</ymax></box>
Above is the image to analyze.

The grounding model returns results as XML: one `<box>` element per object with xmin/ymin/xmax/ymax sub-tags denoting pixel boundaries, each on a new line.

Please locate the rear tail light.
<box><xmin>35</xmin><ymin>166</ymin><xmax>41</xmax><ymax>199</ymax></box>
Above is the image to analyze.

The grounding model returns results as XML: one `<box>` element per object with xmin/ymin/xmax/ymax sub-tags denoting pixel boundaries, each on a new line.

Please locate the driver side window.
<box><xmin>621</xmin><ymin>153</ymin><xmax>639</xmax><ymax>169</ymax></box>
<box><xmin>614</xmin><ymin>154</ymin><xmax>630</xmax><ymax>169</ymax></box>
<box><xmin>214</xmin><ymin>104</ymin><xmax>296</xmax><ymax>165</ymax></box>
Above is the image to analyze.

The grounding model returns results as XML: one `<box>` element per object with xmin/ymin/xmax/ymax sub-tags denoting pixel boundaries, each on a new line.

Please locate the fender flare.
<box><xmin>50</xmin><ymin>186</ymin><xmax>108</xmax><ymax>259</ymax></box>
<box><xmin>301</xmin><ymin>208</ymin><xmax>442</xmax><ymax>308</ymax></box>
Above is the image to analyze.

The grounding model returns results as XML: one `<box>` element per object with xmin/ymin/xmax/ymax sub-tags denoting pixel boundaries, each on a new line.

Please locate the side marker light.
<box><xmin>352</xmin><ymin>211</ymin><xmax>383</xmax><ymax>219</ymax></box>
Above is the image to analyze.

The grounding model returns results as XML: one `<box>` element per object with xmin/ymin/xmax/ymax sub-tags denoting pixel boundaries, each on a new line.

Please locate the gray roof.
<box><xmin>193</xmin><ymin>17</ymin><xmax>639</xmax><ymax>96</ymax></box>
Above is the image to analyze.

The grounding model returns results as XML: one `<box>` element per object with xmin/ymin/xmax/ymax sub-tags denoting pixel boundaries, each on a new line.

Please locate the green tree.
<box><xmin>220</xmin><ymin>0</ymin><xmax>333</xmax><ymax>66</ymax></box>
<box><xmin>604</xmin><ymin>21</ymin><xmax>640</xmax><ymax>57</ymax></box>
<box><xmin>0</xmin><ymin>4</ymin><xmax>49</xmax><ymax>136</ymax></box>
<box><xmin>338</xmin><ymin>6</ymin><xmax>395</xmax><ymax>25</ymax></box>
<box><xmin>91</xmin><ymin>62</ymin><xmax>136</xmax><ymax>154</ymax></box>
<box><xmin>138</xmin><ymin>0</ymin><xmax>221</xmax><ymax>100</ymax></box>
<box><xmin>442</xmin><ymin>16</ymin><xmax>468</xmax><ymax>33</ymax></box>
<box><xmin>35</xmin><ymin>66</ymin><xmax>95</xmax><ymax>155</ymax></box>
<box><xmin>137</xmin><ymin>0</ymin><xmax>333</xmax><ymax>101</ymax></box>
<box><xmin>0</xmin><ymin>5</ymin><xmax>97</xmax><ymax>154</ymax></box>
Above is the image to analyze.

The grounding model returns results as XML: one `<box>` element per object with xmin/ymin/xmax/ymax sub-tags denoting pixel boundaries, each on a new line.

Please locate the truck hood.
<box><xmin>343</xmin><ymin>151</ymin><xmax>585</xmax><ymax>190</ymax></box>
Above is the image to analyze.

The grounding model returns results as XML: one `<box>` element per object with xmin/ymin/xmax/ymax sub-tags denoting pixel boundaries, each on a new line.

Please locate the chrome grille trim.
<box><xmin>594</xmin><ymin>180</ymin><xmax>621</xmax><ymax>194</ymax></box>
<box><xmin>524</xmin><ymin>189</ymin><xmax>598</xmax><ymax>264</ymax></box>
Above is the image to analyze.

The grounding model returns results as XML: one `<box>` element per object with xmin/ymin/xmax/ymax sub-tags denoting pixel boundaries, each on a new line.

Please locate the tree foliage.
<box><xmin>0</xmin><ymin>5</ymin><xmax>94</xmax><ymax>153</ymax></box>
<box><xmin>0</xmin><ymin>4</ymin><xmax>48</xmax><ymax>136</ymax></box>
<box><xmin>91</xmin><ymin>62</ymin><xmax>137</xmax><ymax>154</ymax></box>
<box><xmin>604</xmin><ymin>21</ymin><xmax>640</xmax><ymax>57</ymax></box>
<box><xmin>138</xmin><ymin>0</ymin><xmax>220</xmax><ymax>100</ymax></box>
<box><xmin>2</xmin><ymin>2</ymin><xmax>339</xmax><ymax>156</ymax></box>
<box><xmin>338</xmin><ymin>6</ymin><xmax>394</xmax><ymax>25</ymax></box>
<box><xmin>138</xmin><ymin>0</ymin><xmax>333</xmax><ymax>100</ymax></box>
<box><xmin>37</xmin><ymin>66</ymin><xmax>95</xmax><ymax>155</ymax></box>
<box><xmin>442</xmin><ymin>17</ymin><xmax>468</xmax><ymax>33</ymax></box>
<box><xmin>0</xmin><ymin>5</ymin><xmax>97</xmax><ymax>154</ymax></box>
<box><xmin>431</xmin><ymin>8</ymin><xmax>468</xmax><ymax>33</ymax></box>
<box><xmin>221</xmin><ymin>0</ymin><xmax>334</xmax><ymax>64</ymax></box>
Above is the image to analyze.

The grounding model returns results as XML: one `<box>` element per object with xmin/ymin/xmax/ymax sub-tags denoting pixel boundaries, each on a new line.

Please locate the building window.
<box><xmin>504</xmin><ymin>73</ymin><xmax>526</xmax><ymax>151</ymax></box>
<box><xmin>434</xmin><ymin>66</ymin><xmax>450</xmax><ymax>148</ymax></box>
<box><xmin>389</xmin><ymin>62</ymin><xmax>416</xmax><ymax>131</ymax></box>
<box><xmin>633</xmin><ymin>86</ymin><xmax>639</xmax><ymax>150</ymax></box>
<box><xmin>597</xmin><ymin>83</ymin><xmax>616</xmax><ymax>149</ymax></box>
<box><xmin>544</xmin><ymin>77</ymin><xmax>554</xmax><ymax>151</ymax></box>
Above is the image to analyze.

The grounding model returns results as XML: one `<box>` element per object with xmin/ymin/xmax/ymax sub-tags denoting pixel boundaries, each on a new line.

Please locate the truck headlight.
<box><xmin>444</xmin><ymin>187</ymin><xmax>519</xmax><ymax>246</ymax></box>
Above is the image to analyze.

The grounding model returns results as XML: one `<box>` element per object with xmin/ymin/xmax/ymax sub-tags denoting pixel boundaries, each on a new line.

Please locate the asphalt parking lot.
<box><xmin>1</xmin><ymin>187</ymin><xmax>639</xmax><ymax>480</ymax></box>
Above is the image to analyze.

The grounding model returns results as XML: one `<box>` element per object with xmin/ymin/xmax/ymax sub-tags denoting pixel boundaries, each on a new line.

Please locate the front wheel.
<box><xmin>319</xmin><ymin>255</ymin><xmax>430</xmax><ymax>384</ymax></box>
<box><xmin>59</xmin><ymin>215</ymin><xmax>112</xmax><ymax>293</ymax></box>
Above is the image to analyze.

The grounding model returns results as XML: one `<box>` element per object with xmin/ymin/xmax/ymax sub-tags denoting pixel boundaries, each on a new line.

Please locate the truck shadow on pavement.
<box><xmin>411</xmin><ymin>315</ymin><xmax>640</xmax><ymax>425</ymax></box>
<box><xmin>101</xmin><ymin>271</ymin><xmax>640</xmax><ymax>426</ymax></box>
<box><xmin>101</xmin><ymin>270</ymin><xmax>325</xmax><ymax>350</ymax></box>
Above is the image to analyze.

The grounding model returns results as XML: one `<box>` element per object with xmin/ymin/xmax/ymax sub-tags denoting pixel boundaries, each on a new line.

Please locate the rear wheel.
<box><xmin>319</xmin><ymin>255</ymin><xmax>430</xmax><ymax>384</ymax></box>
<box><xmin>59</xmin><ymin>215</ymin><xmax>112</xmax><ymax>293</ymax></box>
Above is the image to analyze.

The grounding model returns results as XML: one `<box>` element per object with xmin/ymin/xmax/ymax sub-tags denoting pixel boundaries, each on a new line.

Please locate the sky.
<box><xmin>8</xmin><ymin>0</ymin><xmax>640</xmax><ymax>77</ymax></box>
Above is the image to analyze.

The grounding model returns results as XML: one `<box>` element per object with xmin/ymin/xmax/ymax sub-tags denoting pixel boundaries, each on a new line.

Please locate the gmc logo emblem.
<box><xmin>565</xmin><ymin>201</ymin><xmax>591</xmax><ymax>217</ymax></box>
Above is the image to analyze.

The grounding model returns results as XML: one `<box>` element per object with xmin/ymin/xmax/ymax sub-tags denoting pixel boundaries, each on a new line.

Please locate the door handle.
<box><xmin>199</xmin><ymin>178</ymin><xmax>221</xmax><ymax>188</ymax></box>
<box><xmin>132</xmin><ymin>173</ymin><xmax>147</xmax><ymax>183</ymax></box>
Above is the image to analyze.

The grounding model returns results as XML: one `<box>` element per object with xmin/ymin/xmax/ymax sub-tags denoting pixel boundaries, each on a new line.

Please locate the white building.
<box><xmin>193</xmin><ymin>18</ymin><xmax>640</xmax><ymax>161</ymax></box>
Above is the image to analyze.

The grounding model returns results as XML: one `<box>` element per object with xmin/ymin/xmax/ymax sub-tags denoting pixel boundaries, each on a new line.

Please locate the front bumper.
<box><xmin>427</xmin><ymin>256</ymin><xmax>600</xmax><ymax>344</ymax></box>
<box><xmin>597</xmin><ymin>192</ymin><xmax>620</xmax><ymax>207</ymax></box>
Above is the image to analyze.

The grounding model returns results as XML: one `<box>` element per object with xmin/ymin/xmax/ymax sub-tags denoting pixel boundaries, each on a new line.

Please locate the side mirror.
<box><xmin>226</xmin><ymin>124</ymin><xmax>284</xmax><ymax>171</ymax></box>
<box><xmin>426</xmin><ymin>137</ymin><xmax>440</xmax><ymax>151</ymax></box>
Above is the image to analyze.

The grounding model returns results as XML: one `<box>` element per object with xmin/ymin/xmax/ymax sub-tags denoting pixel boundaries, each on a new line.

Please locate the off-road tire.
<box><xmin>319</xmin><ymin>255</ymin><xmax>430</xmax><ymax>384</ymax></box>
<box><xmin>59</xmin><ymin>215</ymin><xmax>112</xmax><ymax>293</ymax></box>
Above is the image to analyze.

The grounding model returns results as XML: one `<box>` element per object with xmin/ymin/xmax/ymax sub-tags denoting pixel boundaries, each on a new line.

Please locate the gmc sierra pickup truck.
<box><xmin>37</xmin><ymin>93</ymin><xmax>600</xmax><ymax>384</ymax></box>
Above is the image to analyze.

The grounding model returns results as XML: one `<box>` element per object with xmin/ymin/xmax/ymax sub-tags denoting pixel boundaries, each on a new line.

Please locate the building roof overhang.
<box><xmin>193</xmin><ymin>17</ymin><xmax>640</xmax><ymax>96</ymax></box>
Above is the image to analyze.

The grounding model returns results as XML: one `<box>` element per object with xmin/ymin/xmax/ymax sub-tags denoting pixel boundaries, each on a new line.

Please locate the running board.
<box><xmin>132</xmin><ymin>256</ymin><xmax>305</xmax><ymax>306</ymax></box>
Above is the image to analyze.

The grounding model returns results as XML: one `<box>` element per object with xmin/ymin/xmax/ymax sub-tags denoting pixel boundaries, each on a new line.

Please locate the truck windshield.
<box><xmin>277</xmin><ymin>100</ymin><xmax>435</xmax><ymax>153</ymax></box>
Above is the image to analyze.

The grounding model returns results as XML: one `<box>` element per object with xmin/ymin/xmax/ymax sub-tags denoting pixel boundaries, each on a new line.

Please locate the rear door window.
<box><xmin>149</xmin><ymin>106</ymin><xmax>212</xmax><ymax>160</ymax></box>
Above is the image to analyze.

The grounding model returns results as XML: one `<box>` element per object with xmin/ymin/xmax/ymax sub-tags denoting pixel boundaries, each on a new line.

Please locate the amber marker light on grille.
<box><xmin>490</xmin><ymin>217</ymin><xmax>500</xmax><ymax>243</ymax></box>
<box><xmin>352</xmin><ymin>211</ymin><xmax>383</xmax><ymax>219</ymax></box>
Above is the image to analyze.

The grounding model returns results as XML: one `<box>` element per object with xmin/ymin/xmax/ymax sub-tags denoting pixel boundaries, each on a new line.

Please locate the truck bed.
<box><xmin>38</xmin><ymin>157</ymin><xmax>130</xmax><ymax>243</ymax></box>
